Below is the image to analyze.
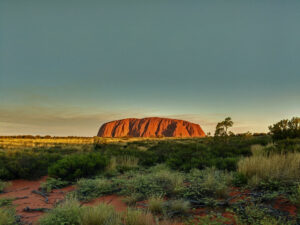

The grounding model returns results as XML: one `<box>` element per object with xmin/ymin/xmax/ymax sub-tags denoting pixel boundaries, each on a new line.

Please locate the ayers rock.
<box><xmin>97</xmin><ymin>117</ymin><xmax>206</xmax><ymax>138</ymax></box>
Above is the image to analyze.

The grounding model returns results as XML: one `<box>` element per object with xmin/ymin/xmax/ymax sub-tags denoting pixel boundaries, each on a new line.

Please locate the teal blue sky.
<box><xmin>0</xmin><ymin>0</ymin><xmax>300</xmax><ymax>136</ymax></box>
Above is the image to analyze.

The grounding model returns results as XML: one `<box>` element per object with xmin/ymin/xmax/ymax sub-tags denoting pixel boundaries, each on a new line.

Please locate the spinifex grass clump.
<box><xmin>124</xmin><ymin>208</ymin><xmax>155</xmax><ymax>225</ymax></box>
<box><xmin>80</xmin><ymin>204</ymin><xmax>121</xmax><ymax>225</ymax></box>
<box><xmin>147</xmin><ymin>196</ymin><xmax>165</xmax><ymax>215</ymax></box>
<box><xmin>238</xmin><ymin>152</ymin><xmax>300</xmax><ymax>185</ymax></box>
<box><xmin>0</xmin><ymin>208</ymin><xmax>17</xmax><ymax>225</ymax></box>
<box><xmin>39</xmin><ymin>197</ymin><xmax>82</xmax><ymax>225</ymax></box>
<box><xmin>39</xmin><ymin>197</ymin><xmax>171</xmax><ymax>225</ymax></box>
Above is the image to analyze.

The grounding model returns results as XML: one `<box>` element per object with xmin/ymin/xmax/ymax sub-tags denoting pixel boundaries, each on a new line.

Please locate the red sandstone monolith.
<box><xmin>97</xmin><ymin>117</ymin><xmax>205</xmax><ymax>138</ymax></box>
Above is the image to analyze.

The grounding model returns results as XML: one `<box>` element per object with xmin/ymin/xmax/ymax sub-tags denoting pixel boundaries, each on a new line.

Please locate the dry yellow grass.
<box><xmin>147</xmin><ymin>196</ymin><xmax>164</xmax><ymax>214</ymax></box>
<box><xmin>124</xmin><ymin>209</ymin><xmax>155</xmax><ymax>225</ymax></box>
<box><xmin>0</xmin><ymin>136</ymin><xmax>198</xmax><ymax>150</ymax></box>
<box><xmin>238</xmin><ymin>152</ymin><xmax>300</xmax><ymax>184</ymax></box>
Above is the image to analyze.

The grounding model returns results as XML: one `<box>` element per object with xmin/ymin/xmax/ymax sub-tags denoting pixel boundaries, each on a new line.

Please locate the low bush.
<box><xmin>232</xmin><ymin>173</ymin><xmax>248</xmax><ymax>187</ymax></box>
<box><xmin>75</xmin><ymin>178</ymin><xmax>114</xmax><ymax>201</ymax></box>
<box><xmin>289</xmin><ymin>184</ymin><xmax>300</xmax><ymax>206</ymax></box>
<box><xmin>48</xmin><ymin>153</ymin><xmax>108</xmax><ymax>181</ymax></box>
<box><xmin>40</xmin><ymin>177</ymin><xmax>69</xmax><ymax>192</ymax></box>
<box><xmin>233</xmin><ymin>204</ymin><xmax>295</xmax><ymax>225</ymax></box>
<box><xmin>0</xmin><ymin>198</ymin><xmax>13</xmax><ymax>207</ymax></box>
<box><xmin>120</xmin><ymin>167</ymin><xmax>184</xmax><ymax>199</ymax></box>
<box><xmin>0</xmin><ymin>208</ymin><xmax>17</xmax><ymax>225</ymax></box>
<box><xmin>0</xmin><ymin>151</ymin><xmax>62</xmax><ymax>180</ymax></box>
<box><xmin>183</xmin><ymin>168</ymin><xmax>233</xmax><ymax>201</ymax></box>
<box><xmin>238</xmin><ymin>152</ymin><xmax>300</xmax><ymax>185</ymax></box>
<box><xmin>96</xmin><ymin>136</ymin><xmax>268</xmax><ymax>172</ymax></box>
<box><xmin>266</xmin><ymin>139</ymin><xmax>300</xmax><ymax>154</ymax></box>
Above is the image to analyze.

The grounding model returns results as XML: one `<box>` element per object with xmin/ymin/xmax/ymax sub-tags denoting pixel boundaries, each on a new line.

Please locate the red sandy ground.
<box><xmin>0</xmin><ymin>177</ymin><xmax>75</xmax><ymax>224</ymax></box>
<box><xmin>0</xmin><ymin>178</ymin><xmax>127</xmax><ymax>224</ymax></box>
<box><xmin>0</xmin><ymin>180</ymin><xmax>297</xmax><ymax>225</ymax></box>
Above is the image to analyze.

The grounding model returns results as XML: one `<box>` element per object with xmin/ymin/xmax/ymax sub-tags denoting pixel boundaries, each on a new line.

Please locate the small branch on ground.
<box><xmin>32</xmin><ymin>190</ymin><xmax>49</xmax><ymax>203</ymax></box>
<box><xmin>23</xmin><ymin>206</ymin><xmax>51</xmax><ymax>212</ymax></box>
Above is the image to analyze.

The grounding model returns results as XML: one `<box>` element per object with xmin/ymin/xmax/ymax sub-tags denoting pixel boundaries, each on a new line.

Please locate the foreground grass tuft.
<box><xmin>0</xmin><ymin>208</ymin><xmax>17</xmax><ymax>225</ymax></box>
<box><xmin>39</xmin><ymin>198</ymin><xmax>81</xmax><ymax>225</ymax></box>
<box><xmin>148</xmin><ymin>196</ymin><xmax>164</xmax><ymax>215</ymax></box>
<box><xmin>124</xmin><ymin>209</ymin><xmax>155</xmax><ymax>225</ymax></box>
<box><xmin>80</xmin><ymin>203</ymin><xmax>121</xmax><ymax>225</ymax></box>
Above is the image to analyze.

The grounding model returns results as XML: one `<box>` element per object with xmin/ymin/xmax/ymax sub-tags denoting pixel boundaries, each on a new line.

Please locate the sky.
<box><xmin>0</xmin><ymin>0</ymin><xmax>300</xmax><ymax>136</ymax></box>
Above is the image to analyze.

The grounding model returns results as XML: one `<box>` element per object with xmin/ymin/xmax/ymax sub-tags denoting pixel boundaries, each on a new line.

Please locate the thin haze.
<box><xmin>0</xmin><ymin>0</ymin><xmax>299</xmax><ymax>136</ymax></box>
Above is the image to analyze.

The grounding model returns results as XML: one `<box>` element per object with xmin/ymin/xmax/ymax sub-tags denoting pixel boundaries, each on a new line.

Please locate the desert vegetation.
<box><xmin>0</xmin><ymin>117</ymin><xmax>299</xmax><ymax>224</ymax></box>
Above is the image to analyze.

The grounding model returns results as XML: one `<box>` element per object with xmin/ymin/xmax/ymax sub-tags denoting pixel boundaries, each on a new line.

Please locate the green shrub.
<box><xmin>96</xmin><ymin>137</ymin><xmax>264</xmax><ymax>171</ymax></box>
<box><xmin>40</xmin><ymin>177</ymin><xmax>69</xmax><ymax>192</ymax></box>
<box><xmin>76</xmin><ymin>178</ymin><xmax>114</xmax><ymax>201</ymax></box>
<box><xmin>48</xmin><ymin>153</ymin><xmax>108</xmax><ymax>181</ymax></box>
<box><xmin>39</xmin><ymin>198</ymin><xmax>81</xmax><ymax>225</ymax></box>
<box><xmin>232</xmin><ymin>173</ymin><xmax>248</xmax><ymax>187</ymax></box>
<box><xmin>0</xmin><ymin>208</ymin><xmax>17</xmax><ymax>225</ymax></box>
<box><xmin>186</xmin><ymin>213</ymin><xmax>231</xmax><ymax>225</ymax></box>
<box><xmin>183</xmin><ymin>168</ymin><xmax>233</xmax><ymax>201</ymax></box>
<box><xmin>80</xmin><ymin>203</ymin><xmax>121</xmax><ymax>225</ymax></box>
<box><xmin>234</xmin><ymin>204</ymin><xmax>294</xmax><ymax>225</ymax></box>
<box><xmin>0</xmin><ymin>151</ymin><xmax>62</xmax><ymax>180</ymax></box>
<box><xmin>289</xmin><ymin>184</ymin><xmax>300</xmax><ymax>206</ymax></box>
<box><xmin>120</xmin><ymin>167</ymin><xmax>184</xmax><ymax>199</ymax></box>
<box><xmin>165</xmin><ymin>142</ymin><xmax>250</xmax><ymax>171</ymax></box>
<box><xmin>266</xmin><ymin>139</ymin><xmax>300</xmax><ymax>154</ymax></box>
<box><xmin>0</xmin><ymin>180</ymin><xmax>10</xmax><ymax>193</ymax></box>
<box><xmin>0</xmin><ymin>198</ymin><xmax>13</xmax><ymax>207</ymax></box>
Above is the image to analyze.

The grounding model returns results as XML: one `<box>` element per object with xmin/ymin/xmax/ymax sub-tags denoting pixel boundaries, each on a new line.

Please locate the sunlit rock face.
<box><xmin>97</xmin><ymin>117</ymin><xmax>206</xmax><ymax>138</ymax></box>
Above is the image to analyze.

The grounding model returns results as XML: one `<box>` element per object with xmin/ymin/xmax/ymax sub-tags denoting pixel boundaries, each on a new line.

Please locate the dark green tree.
<box><xmin>214</xmin><ymin>117</ymin><xmax>234</xmax><ymax>137</ymax></box>
<box><xmin>269</xmin><ymin>117</ymin><xmax>300</xmax><ymax>140</ymax></box>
